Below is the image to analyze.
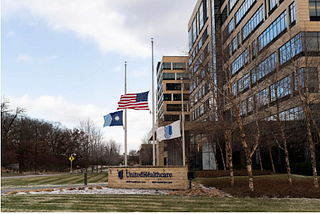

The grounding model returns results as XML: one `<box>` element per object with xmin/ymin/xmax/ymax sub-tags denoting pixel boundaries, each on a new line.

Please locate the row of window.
<box><xmin>242</xmin><ymin>5</ymin><xmax>263</xmax><ymax>42</ymax></box>
<box><xmin>235</xmin><ymin>0</ymin><xmax>256</xmax><ymax>25</ymax></box>
<box><xmin>258</xmin><ymin>10</ymin><xmax>287</xmax><ymax>51</ymax></box>
<box><xmin>188</xmin><ymin>0</ymin><xmax>209</xmax><ymax>51</ymax></box>
<box><xmin>231</xmin><ymin>30</ymin><xmax>320</xmax><ymax>98</ymax></box>
<box><xmin>189</xmin><ymin>28</ymin><xmax>209</xmax><ymax>66</ymax></box>
<box><xmin>162</xmin><ymin>94</ymin><xmax>190</xmax><ymax>102</ymax></box>
<box><xmin>191</xmin><ymin>84</ymin><xmax>208</xmax><ymax>108</ymax></box>
<box><xmin>225</xmin><ymin>0</ymin><xmax>287</xmax><ymax>42</ymax></box>
<box><xmin>264</xmin><ymin>106</ymin><xmax>305</xmax><ymax>122</ymax></box>
<box><xmin>237</xmin><ymin>68</ymin><xmax>318</xmax><ymax>116</ymax></box>
<box><xmin>160</xmin><ymin>62</ymin><xmax>187</xmax><ymax>71</ymax></box>
<box><xmin>191</xmin><ymin>99</ymin><xmax>211</xmax><ymax>121</ymax></box>
<box><xmin>160</xmin><ymin>72</ymin><xmax>189</xmax><ymax>81</ymax></box>
<box><xmin>226</xmin><ymin>2</ymin><xmax>295</xmax><ymax>62</ymax></box>
<box><xmin>189</xmin><ymin>58</ymin><xmax>210</xmax><ymax>94</ymax></box>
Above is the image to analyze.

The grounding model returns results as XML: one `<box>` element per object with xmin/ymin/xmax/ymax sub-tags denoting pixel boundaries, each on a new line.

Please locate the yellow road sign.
<box><xmin>69</xmin><ymin>155</ymin><xmax>75</xmax><ymax>162</ymax></box>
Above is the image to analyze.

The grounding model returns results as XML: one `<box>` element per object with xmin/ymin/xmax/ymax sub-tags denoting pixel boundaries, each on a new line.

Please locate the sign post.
<box><xmin>69</xmin><ymin>155</ymin><xmax>74</xmax><ymax>173</ymax></box>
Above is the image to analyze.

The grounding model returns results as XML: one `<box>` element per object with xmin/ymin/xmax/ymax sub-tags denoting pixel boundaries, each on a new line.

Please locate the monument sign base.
<box><xmin>108</xmin><ymin>166</ymin><xmax>188</xmax><ymax>190</ymax></box>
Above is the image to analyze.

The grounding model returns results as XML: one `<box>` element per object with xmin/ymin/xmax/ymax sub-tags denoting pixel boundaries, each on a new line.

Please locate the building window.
<box><xmin>167</xmin><ymin>104</ymin><xmax>183</xmax><ymax>111</ymax></box>
<box><xmin>252</xmin><ymin>40</ymin><xmax>256</xmax><ymax>58</ymax></box>
<box><xmin>229</xmin><ymin>0</ymin><xmax>238</xmax><ymax>12</ymax></box>
<box><xmin>176</xmin><ymin>73</ymin><xmax>189</xmax><ymax>80</ymax></box>
<box><xmin>242</xmin><ymin>5</ymin><xmax>264</xmax><ymax>42</ymax></box>
<box><xmin>238</xmin><ymin>77</ymin><xmax>243</xmax><ymax>93</ymax></box>
<box><xmin>237</xmin><ymin>32</ymin><xmax>241</xmax><ymax>47</ymax></box>
<box><xmin>256</xmin><ymin>88</ymin><xmax>268</xmax><ymax>108</ymax></box>
<box><xmin>232</xmin><ymin>37</ymin><xmax>237</xmax><ymax>53</ymax></box>
<box><xmin>303</xmin><ymin>31</ymin><xmax>320</xmax><ymax>51</ymax></box>
<box><xmin>248</xmin><ymin>96</ymin><xmax>254</xmax><ymax>112</ymax></box>
<box><xmin>162</xmin><ymin>63</ymin><xmax>171</xmax><ymax>70</ymax></box>
<box><xmin>231</xmin><ymin>50</ymin><xmax>247</xmax><ymax>75</ymax></box>
<box><xmin>232</xmin><ymin>82</ymin><xmax>237</xmax><ymax>96</ymax></box>
<box><xmin>244</xmin><ymin>48</ymin><xmax>249</xmax><ymax>64</ymax></box>
<box><xmin>270</xmin><ymin>76</ymin><xmax>291</xmax><ymax>102</ymax></box>
<box><xmin>163</xmin><ymin>73</ymin><xmax>175</xmax><ymax>80</ymax></box>
<box><xmin>244</xmin><ymin>72</ymin><xmax>250</xmax><ymax>90</ymax></box>
<box><xmin>269</xmin><ymin>0</ymin><xmax>277</xmax><ymax>13</ymax></box>
<box><xmin>256</xmin><ymin>52</ymin><xmax>277</xmax><ymax>81</ymax></box>
<box><xmin>258</xmin><ymin>10</ymin><xmax>287</xmax><ymax>51</ymax></box>
<box><xmin>289</xmin><ymin>2</ymin><xmax>296</xmax><ymax>24</ymax></box>
<box><xmin>200</xmin><ymin>104</ymin><xmax>204</xmax><ymax>115</ymax></box>
<box><xmin>309</xmin><ymin>0</ymin><xmax>320</xmax><ymax>21</ymax></box>
<box><xmin>279</xmin><ymin>33</ymin><xmax>302</xmax><ymax>65</ymax></box>
<box><xmin>188</xmin><ymin>28</ymin><xmax>192</xmax><ymax>51</ymax></box>
<box><xmin>235</xmin><ymin>0</ymin><xmax>256</xmax><ymax>26</ymax></box>
<box><xmin>166</xmin><ymin>83</ymin><xmax>181</xmax><ymax>90</ymax></box>
<box><xmin>163</xmin><ymin>94</ymin><xmax>171</xmax><ymax>101</ymax></box>
<box><xmin>240</xmin><ymin>100</ymin><xmax>246</xmax><ymax>116</ymax></box>
<box><xmin>222</xmin><ymin>6</ymin><xmax>228</xmax><ymax>24</ymax></box>
<box><xmin>173</xmin><ymin>63</ymin><xmax>186</xmax><ymax>70</ymax></box>
<box><xmin>251</xmin><ymin>68</ymin><xmax>257</xmax><ymax>85</ymax></box>
<box><xmin>192</xmin><ymin>17</ymin><xmax>197</xmax><ymax>44</ymax></box>
<box><xmin>228</xmin><ymin>18</ymin><xmax>234</xmax><ymax>34</ymax></box>
<box><xmin>294</xmin><ymin>67</ymin><xmax>319</xmax><ymax>91</ymax></box>
<box><xmin>199</xmin><ymin>2</ymin><xmax>204</xmax><ymax>30</ymax></box>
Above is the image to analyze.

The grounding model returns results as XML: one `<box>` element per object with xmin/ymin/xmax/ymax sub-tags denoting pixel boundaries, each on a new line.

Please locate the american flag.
<box><xmin>117</xmin><ymin>91</ymin><xmax>149</xmax><ymax>110</ymax></box>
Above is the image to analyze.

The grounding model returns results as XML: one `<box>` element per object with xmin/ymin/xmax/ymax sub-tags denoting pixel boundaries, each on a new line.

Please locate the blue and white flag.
<box><xmin>156</xmin><ymin>120</ymin><xmax>181</xmax><ymax>141</ymax></box>
<box><xmin>103</xmin><ymin>110</ymin><xmax>123</xmax><ymax>127</ymax></box>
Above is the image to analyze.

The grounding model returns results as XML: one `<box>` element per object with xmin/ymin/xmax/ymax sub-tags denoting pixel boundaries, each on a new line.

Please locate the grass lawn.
<box><xmin>2</xmin><ymin>171</ymin><xmax>320</xmax><ymax>212</ymax></box>
<box><xmin>2</xmin><ymin>194</ymin><xmax>320</xmax><ymax>212</ymax></box>
<box><xmin>1</xmin><ymin>173</ymin><xmax>108</xmax><ymax>188</ymax></box>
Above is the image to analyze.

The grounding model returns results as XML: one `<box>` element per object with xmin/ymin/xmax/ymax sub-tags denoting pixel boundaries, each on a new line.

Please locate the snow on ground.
<box><xmin>9</xmin><ymin>186</ymin><xmax>170</xmax><ymax>195</ymax></box>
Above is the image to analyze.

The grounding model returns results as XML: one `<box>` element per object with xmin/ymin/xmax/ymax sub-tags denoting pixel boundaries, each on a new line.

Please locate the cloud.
<box><xmin>2</xmin><ymin>0</ymin><xmax>194</xmax><ymax>58</ymax></box>
<box><xmin>6</xmin><ymin>30</ymin><xmax>16</xmax><ymax>38</ymax></box>
<box><xmin>17</xmin><ymin>54</ymin><xmax>57</xmax><ymax>64</ymax></box>
<box><xmin>7</xmin><ymin>95</ymin><xmax>151</xmax><ymax>151</ymax></box>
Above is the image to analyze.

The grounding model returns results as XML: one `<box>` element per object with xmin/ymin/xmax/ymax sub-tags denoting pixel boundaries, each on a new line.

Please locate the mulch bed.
<box><xmin>198</xmin><ymin>170</ymin><xmax>320</xmax><ymax>198</ymax></box>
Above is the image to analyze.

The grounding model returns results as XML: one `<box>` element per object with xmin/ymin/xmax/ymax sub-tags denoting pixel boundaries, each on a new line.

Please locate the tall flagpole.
<box><xmin>124</xmin><ymin>61</ymin><xmax>128</xmax><ymax>166</ymax></box>
<box><xmin>181</xmin><ymin>78</ymin><xmax>186</xmax><ymax>166</ymax></box>
<box><xmin>152</xmin><ymin>38</ymin><xmax>156</xmax><ymax>166</ymax></box>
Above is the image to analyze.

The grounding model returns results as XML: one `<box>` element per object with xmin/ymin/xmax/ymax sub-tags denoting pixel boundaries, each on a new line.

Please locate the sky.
<box><xmin>1</xmin><ymin>0</ymin><xmax>196</xmax><ymax>153</ymax></box>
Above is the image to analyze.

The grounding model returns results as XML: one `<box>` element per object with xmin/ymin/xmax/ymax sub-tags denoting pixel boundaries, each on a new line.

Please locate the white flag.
<box><xmin>156</xmin><ymin>120</ymin><xmax>181</xmax><ymax>141</ymax></box>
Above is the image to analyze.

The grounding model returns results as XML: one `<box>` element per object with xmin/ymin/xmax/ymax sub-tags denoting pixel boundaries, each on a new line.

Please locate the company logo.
<box><xmin>118</xmin><ymin>170</ymin><xmax>124</xmax><ymax>179</ymax></box>
<box><xmin>164</xmin><ymin>125</ymin><xmax>172</xmax><ymax>139</ymax></box>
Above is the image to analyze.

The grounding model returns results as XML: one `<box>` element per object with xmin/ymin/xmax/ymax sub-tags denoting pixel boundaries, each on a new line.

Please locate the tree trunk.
<box><xmin>268</xmin><ymin>146</ymin><xmax>276</xmax><ymax>174</ymax></box>
<box><xmin>212</xmin><ymin>142</ymin><xmax>219</xmax><ymax>170</ymax></box>
<box><xmin>244</xmin><ymin>145</ymin><xmax>254</xmax><ymax>192</ymax></box>
<box><xmin>258</xmin><ymin>147</ymin><xmax>263</xmax><ymax>171</ymax></box>
<box><xmin>217</xmin><ymin>137</ymin><xmax>226</xmax><ymax>170</ymax></box>
<box><xmin>283</xmin><ymin>142</ymin><xmax>292</xmax><ymax>185</ymax></box>
<box><xmin>224</xmin><ymin>130</ymin><xmax>234</xmax><ymax>187</ymax></box>
<box><xmin>305</xmin><ymin>110</ymin><xmax>319</xmax><ymax>190</ymax></box>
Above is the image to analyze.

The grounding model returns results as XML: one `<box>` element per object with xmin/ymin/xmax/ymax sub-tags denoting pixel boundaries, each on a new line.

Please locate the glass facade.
<box><xmin>258</xmin><ymin>10</ymin><xmax>287</xmax><ymax>51</ymax></box>
<box><xmin>235</xmin><ymin>0</ymin><xmax>256</xmax><ymax>25</ymax></box>
<box><xmin>242</xmin><ymin>5</ymin><xmax>264</xmax><ymax>42</ymax></box>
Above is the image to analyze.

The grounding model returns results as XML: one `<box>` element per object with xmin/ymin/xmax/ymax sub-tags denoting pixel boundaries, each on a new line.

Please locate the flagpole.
<box><xmin>151</xmin><ymin>38</ymin><xmax>156</xmax><ymax>166</ymax></box>
<box><xmin>181</xmin><ymin>78</ymin><xmax>186</xmax><ymax>166</ymax></box>
<box><xmin>124</xmin><ymin>61</ymin><xmax>128</xmax><ymax>166</ymax></box>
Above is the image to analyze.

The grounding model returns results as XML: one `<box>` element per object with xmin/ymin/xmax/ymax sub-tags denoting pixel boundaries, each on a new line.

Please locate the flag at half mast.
<box><xmin>117</xmin><ymin>91</ymin><xmax>149</xmax><ymax>110</ymax></box>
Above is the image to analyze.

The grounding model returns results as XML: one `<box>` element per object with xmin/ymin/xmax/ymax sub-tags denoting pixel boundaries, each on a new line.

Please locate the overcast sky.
<box><xmin>1</xmin><ymin>0</ymin><xmax>195</xmax><ymax>153</ymax></box>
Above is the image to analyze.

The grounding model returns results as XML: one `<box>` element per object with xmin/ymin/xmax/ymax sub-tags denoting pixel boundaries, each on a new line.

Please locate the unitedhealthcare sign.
<box><xmin>118</xmin><ymin>170</ymin><xmax>173</xmax><ymax>179</ymax></box>
<box><xmin>108</xmin><ymin>166</ymin><xmax>188</xmax><ymax>190</ymax></box>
